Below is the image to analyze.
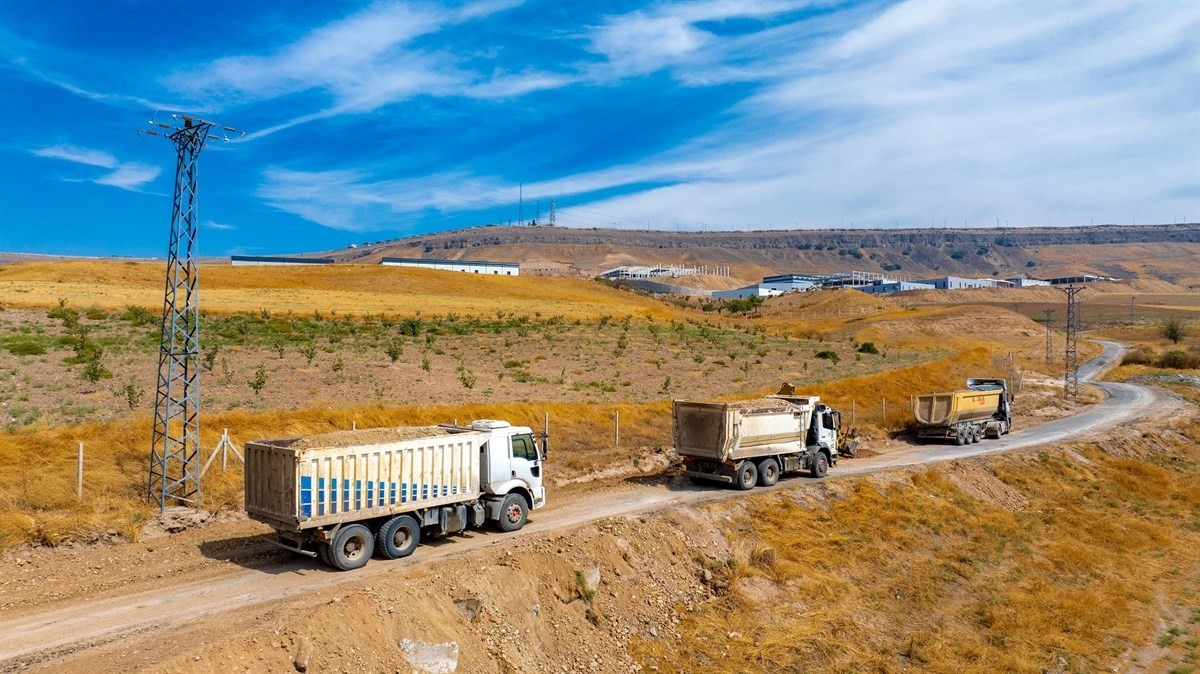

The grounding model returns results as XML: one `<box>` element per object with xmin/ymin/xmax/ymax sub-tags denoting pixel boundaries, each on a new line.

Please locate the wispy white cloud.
<box><xmin>557</xmin><ymin>0</ymin><xmax>1200</xmax><ymax>228</ymax></box>
<box><xmin>31</xmin><ymin>145</ymin><xmax>117</xmax><ymax>169</ymax></box>
<box><xmin>203</xmin><ymin>220</ymin><xmax>236</xmax><ymax>231</ymax></box>
<box><xmin>30</xmin><ymin>144</ymin><xmax>160</xmax><ymax>191</ymax></box>
<box><xmin>173</xmin><ymin>0</ymin><xmax>551</xmax><ymax>138</ymax></box>
<box><xmin>584</xmin><ymin>0</ymin><xmax>813</xmax><ymax>79</ymax></box>
<box><xmin>256</xmin><ymin>166</ymin><xmax>513</xmax><ymax>231</ymax></box>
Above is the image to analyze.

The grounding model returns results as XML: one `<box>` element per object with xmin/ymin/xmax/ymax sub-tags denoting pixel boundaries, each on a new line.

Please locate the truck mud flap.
<box><xmin>683</xmin><ymin>470</ymin><xmax>733</xmax><ymax>484</ymax></box>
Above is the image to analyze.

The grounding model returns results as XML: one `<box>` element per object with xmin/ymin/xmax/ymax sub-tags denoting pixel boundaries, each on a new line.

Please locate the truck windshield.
<box><xmin>512</xmin><ymin>434</ymin><xmax>539</xmax><ymax>462</ymax></box>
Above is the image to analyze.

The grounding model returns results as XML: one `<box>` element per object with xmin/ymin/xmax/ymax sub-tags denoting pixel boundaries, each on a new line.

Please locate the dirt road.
<box><xmin>0</xmin><ymin>341</ymin><xmax>1170</xmax><ymax>670</ymax></box>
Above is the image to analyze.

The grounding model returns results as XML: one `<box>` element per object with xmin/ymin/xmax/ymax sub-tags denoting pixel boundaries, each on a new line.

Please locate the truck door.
<box><xmin>510</xmin><ymin>432</ymin><xmax>541</xmax><ymax>483</ymax></box>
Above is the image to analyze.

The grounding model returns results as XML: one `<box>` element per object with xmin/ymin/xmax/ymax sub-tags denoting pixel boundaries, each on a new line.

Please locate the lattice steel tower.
<box><xmin>1042</xmin><ymin>309</ymin><xmax>1055</xmax><ymax>366</ymax></box>
<box><xmin>139</xmin><ymin>116</ymin><xmax>240</xmax><ymax>511</ymax></box>
<box><xmin>1059</xmin><ymin>285</ymin><xmax>1084</xmax><ymax>401</ymax></box>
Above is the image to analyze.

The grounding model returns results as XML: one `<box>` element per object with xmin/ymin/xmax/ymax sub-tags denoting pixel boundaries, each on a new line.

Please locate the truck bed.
<box><xmin>245</xmin><ymin>427</ymin><xmax>485</xmax><ymax>532</ymax></box>
<box><xmin>674</xmin><ymin>396</ymin><xmax>816</xmax><ymax>463</ymax></box>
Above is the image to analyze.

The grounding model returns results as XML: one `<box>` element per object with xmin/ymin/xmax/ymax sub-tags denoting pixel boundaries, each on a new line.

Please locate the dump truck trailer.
<box><xmin>911</xmin><ymin>377</ymin><xmax>1012</xmax><ymax>445</ymax></box>
<box><xmin>244</xmin><ymin>420</ymin><xmax>546</xmax><ymax>571</ymax></box>
<box><xmin>674</xmin><ymin>385</ymin><xmax>856</xmax><ymax>490</ymax></box>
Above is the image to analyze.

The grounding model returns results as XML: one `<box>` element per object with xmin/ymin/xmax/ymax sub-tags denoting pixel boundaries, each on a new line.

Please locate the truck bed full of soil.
<box><xmin>283</xmin><ymin>426</ymin><xmax>453</xmax><ymax>450</ymax></box>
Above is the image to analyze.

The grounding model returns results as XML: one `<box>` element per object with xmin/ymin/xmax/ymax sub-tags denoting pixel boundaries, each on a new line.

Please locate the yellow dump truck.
<box><xmin>911</xmin><ymin>378</ymin><xmax>1012</xmax><ymax>445</ymax></box>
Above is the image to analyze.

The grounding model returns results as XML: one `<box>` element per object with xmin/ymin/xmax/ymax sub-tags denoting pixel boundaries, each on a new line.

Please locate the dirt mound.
<box><xmin>285</xmin><ymin>426</ymin><xmax>451</xmax><ymax>450</ymax></box>
<box><xmin>944</xmin><ymin>460</ymin><xmax>1029</xmax><ymax>511</ymax></box>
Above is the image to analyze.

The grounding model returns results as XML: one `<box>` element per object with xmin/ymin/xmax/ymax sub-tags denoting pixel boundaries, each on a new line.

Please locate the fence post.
<box><xmin>77</xmin><ymin>442</ymin><xmax>83</xmax><ymax>500</ymax></box>
<box><xmin>615</xmin><ymin>411</ymin><xmax>620</xmax><ymax>448</ymax></box>
<box><xmin>882</xmin><ymin>397</ymin><xmax>886</xmax><ymax>423</ymax></box>
<box><xmin>851</xmin><ymin>399</ymin><xmax>856</xmax><ymax>424</ymax></box>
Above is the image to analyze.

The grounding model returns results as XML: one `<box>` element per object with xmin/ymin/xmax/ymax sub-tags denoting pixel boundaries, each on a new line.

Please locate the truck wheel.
<box><xmin>377</xmin><ymin>514</ymin><xmax>421</xmax><ymax>559</ymax></box>
<box><xmin>954</xmin><ymin>430</ymin><xmax>967</xmax><ymax>446</ymax></box>
<box><xmin>810</xmin><ymin>452</ymin><xmax>829</xmax><ymax>479</ymax></box>
<box><xmin>1002</xmin><ymin>421</ymin><xmax>1011</xmax><ymax>435</ymax></box>
<box><xmin>971</xmin><ymin>428</ymin><xmax>981</xmax><ymax>443</ymax></box>
<box><xmin>757</xmin><ymin>458</ymin><xmax>780</xmax><ymax>487</ymax></box>
<box><xmin>329</xmin><ymin>524</ymin><xmax>374</xmax><ymax>571</ymax></box>
<box><xmin>316</xmin><ymin>543</ymin><xmax>332</xmax><ymax>567</ymax></box>
<box><xmin>735</xmin><ymin>461</ymin><xmax>758</xmax><ymax>490</ymax></box>
<box><xmin>496</xmin><ymin>493</ymin><xmax>528</xmax><ymax>532</ymax></box>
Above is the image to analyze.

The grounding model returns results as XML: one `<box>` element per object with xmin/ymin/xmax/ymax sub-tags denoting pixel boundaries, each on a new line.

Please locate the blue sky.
<box><xmin>1</xmin><ymin>0</ymin><xmax>1197</xmax><ymax>257</ymax></box>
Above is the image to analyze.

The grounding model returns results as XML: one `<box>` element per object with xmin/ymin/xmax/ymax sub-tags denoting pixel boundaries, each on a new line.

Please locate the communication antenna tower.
<box><xmin>1058</xmin><ymin>285</ymin><xmax>1085</xmax><ymax>401</ymax></box>
<box><xmin>1042</xmin><ymin>309</ymin><xmax>1055</xmax><ymax>366</ymax></box>
<box><xmin>138</xmin><ymin>115</ymin><xmax>242</xmax><ymax>511</ymax></box>
<box><xmin>549</xmin><ymin>198</ymin><xmax>555</xmax><ymax>226</ymax></box>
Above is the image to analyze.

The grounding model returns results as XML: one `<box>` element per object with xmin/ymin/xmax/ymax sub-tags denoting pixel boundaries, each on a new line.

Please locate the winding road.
<box><xmin>0</xmin><ymin>340</ymin><xmax>1173</xmax><ymax>669</ymax></box>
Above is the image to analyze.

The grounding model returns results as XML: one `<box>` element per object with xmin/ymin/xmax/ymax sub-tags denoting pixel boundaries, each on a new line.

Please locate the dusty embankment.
<box><xmin>2</xmin><ymin>391</ymin><xmax>1196</xmax><ymax>674</ymax></box>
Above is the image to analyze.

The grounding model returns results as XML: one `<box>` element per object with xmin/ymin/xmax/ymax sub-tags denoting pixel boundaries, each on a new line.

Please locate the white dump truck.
<box><xmin>244</xmin><ymin>420</ymin><xmax>546</xmax><ymax>571</ymax></box>
<box><xmin>674</xmin><ymin>385</ymin><xmax>856</xmax><ymax>490</ymax></box>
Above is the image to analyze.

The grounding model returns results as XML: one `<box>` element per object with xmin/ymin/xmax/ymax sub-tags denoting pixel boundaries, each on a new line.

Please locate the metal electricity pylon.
<box><xmin>139</xmin><ymin>115</ymin><xmax>241</xmax><ymax>511</ymax></box>
<box><xmin>1042</xmin><ymin>309</ymin><xmax>1055</xmax><ymax>366</ymax></box>
<box><xmin>1058</xmin><ymin>285</ymin><xmax>1085</xmax><ymax>401</ymax></box>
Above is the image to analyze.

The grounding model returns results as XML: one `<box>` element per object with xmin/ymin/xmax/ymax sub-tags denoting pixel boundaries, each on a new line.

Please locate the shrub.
<box><xmin>121</xmin><ymin>379</ymin><xmax>144</xmax><ymax>410</ymax></box>
<box><xmin>1026</xmin><ymin>261</ymin><xmax>1036</xmax><ymax>268</ymax></box>
<box><xmin>857</xmin><ymin>342</ymin><xmax>879</xmax><ymax>355</ymax></box>
<box><xmin>80</xmin><ymin>358</ymin><xmax>112</xmax><ymax>383</ymax></box>
<box><xmin>385</xmin><ymin>337</ymin><xmax>405</xmax><ymax>363</ymax></box>
<box><xmin>1157</xmin><ymin>350</ymin><xmax>1199</xmax><ymax>369</ymax></box>
<box><xmin>950</xmin><ymin>251</ymin><xmax>966</xmax><ymax>260</ymax></box>
<box><xmin>814</xmin><ymin>350</ymin><xmax>840</xmax><ymax>364</ymax></box>
<box><xmin>7</xmin><ymin>340</ymin><xmax>46</xmax><ymax>356</ymax></box>
<box><xmin>1163</xmin><ymin>318</ymin><xmax>1186</xmax><ymax>344</ymax></box>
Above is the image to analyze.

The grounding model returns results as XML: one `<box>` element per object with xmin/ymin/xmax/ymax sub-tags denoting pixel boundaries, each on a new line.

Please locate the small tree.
<box><xmin>249</xmin><ymin>365</ymin><xmax>267</xmax><ymax>396</ymax></box>
<box><xmin>385</xmin><ymin>337</ymin><xmax>405</xmax><ymax>363</ymax></box>
<box><xmin>1163</xmin><ymin>318</ymin><xmax>1185</xmax><ymax>344</ymax></box>
<box><xmin>300</xmin><ymin>342</ymin><xmax>317</xmax><ymax>366</ymax></box>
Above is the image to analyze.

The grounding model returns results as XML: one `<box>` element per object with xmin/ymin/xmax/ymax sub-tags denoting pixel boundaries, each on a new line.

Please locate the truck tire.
<box><xmin>496</xmin><ymin>493</ymin><xmax>528</xmax><ymax>532</ymax></box>
<box><xmin>377</xmin><ymin>514</ymin><xmax>421</xmax><ymax>560</ymax></box>
<box><xmin>735</xmin><ymin>461</ymin><xmax>758</xmax><ymax>491</ymax></box>
<box><xmin>1002</xmin><ymin>420</ymin><xmax>1011</xmax><ymax>435</ymax></box>
<box><xmin>757</xmin><ymin>458</ymin><xmax>780</xmax><ymax>487</ymax></box>
<box><xmin>810</xmin><ymin>451</ymin><xmax>829</xmax><ymax>479</ymax></box>
<box><xmin>316</xmin><ymin>542</ymin><xmax>332</xmax><ymax>567</ymax></box>
<box><xmin>329</xmin><ymin>524</ymin><xmax>374</xmax><ymax>571</ymax></box>
<box><xmin>955</xmin><ymin>430</ymin><xmax>967</xmax><ymax>446</ymax></box>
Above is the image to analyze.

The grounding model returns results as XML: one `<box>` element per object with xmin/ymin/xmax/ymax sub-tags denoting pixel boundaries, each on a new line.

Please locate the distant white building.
<box><xmin>1008</xmin><ymin>278</ymin><xmax>1051</xmax><ymax>287</ymax></box>
<box><xmin>712</xmin><ymin>285</ymin><xmax>783</xmax><ymax>300</ymax></box>
<box><xmin>380</xmin><ymin>257</ymin><xmax>519</xmax><ymax>276</ymax></box>
<box><xmin>231</xmin><ymin>255</ymin><xmax>333</xmax><ymax>266</ymax></box>
<box><xmin>760</xmin><ymin>274</ymin><xmax>817</xmax><ymax>293</ymax></box>
<box><xmin>1044</xmin><ymin>274</ymin><xmax>1116</xmax><ymax>285</ymax></box>
<box><xmin>913</xmin><ymin>276</ymin><xmax>997</xmax><ymax>290</ymax></box>
<box><xmin>857</xmin><ymin>281</ymin><xmax>936</xmax><ymax>295</ymax></box>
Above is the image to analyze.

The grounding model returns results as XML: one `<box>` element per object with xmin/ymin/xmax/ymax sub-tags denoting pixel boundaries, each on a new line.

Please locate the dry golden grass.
<box><xmin>0</xmin><ymin>400</ymin><xmax>669</xmax><ymax>550</ymax></box>
<box><xmin>631</xmin><ymin>414</ymin><xmax>1200</xmax><ymax>673</ymax></box>
<box><xmin>0</xmin><ymin>261</ymin><xmax>690</xmax><ymax>320</ymax></box>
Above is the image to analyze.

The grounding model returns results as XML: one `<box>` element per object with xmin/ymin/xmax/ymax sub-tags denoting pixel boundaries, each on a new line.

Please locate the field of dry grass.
<box><xmin>632</xmin><ymin>414</ymin><xmax>1200</xmax><ymax>673</ymax></box>
<box><xmin>0</xmin><ymin>260</ymin><xmax>1140</xmax><ymax>551</ymax></box>
<box><xmin>0</xmin><ymin>261</ymin><xmax>691</xmax><ymax>320</ymax></box>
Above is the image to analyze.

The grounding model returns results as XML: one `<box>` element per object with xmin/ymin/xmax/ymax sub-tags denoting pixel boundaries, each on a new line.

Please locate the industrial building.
<box><xmin>1007</xmin><ymin>277</ymin><xmax>1051</xmax><ymax>287</ymax></box>
<box><xmin>712</xmin><ymin>285</ymin><xmax>784</xmax><ymax>300</ymax></box>
<box><xmin>380</xmin><ymin>257</ymin><xmax>519</xmax><ymax>275</ymax></box>
<box><xmin>230</xmin><ymin>255</ymin><xmax>333</xmax><ymax>266</ymax></box>
<box><xmin>857</xmin><ymin>281</ymin><xmax>936</xmax><ymax>295</ymax></box>
<box><xmin>1043</xmin><ymin>274</ymin><xmax>1115</xmax><ymax>285</ymax></box>
<box><xmin>760</xmin><ymin>274</ymin><xmax>818</xmax><ymax>293</ymax></box>
<box><xmin>912</xmin><ymin>276</ymin><xmax>999</xmax><ymax>290</ymax></box>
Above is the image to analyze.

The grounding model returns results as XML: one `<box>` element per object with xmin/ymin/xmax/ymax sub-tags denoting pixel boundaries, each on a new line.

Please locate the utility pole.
<box><xmin>139</xmin><ymin>115</ymin><xmax>241</xmax><ymax>511</ymax></box>
<box><xmin>519</xmin><ymin>183</ymin><xmax>524</xmax><ymax>226</ymax></box>
<box><xmin>1043</xmin><ymin>309</ymin><xmax>1055</xmax><ymax>366</ymax></box>
<box><xmin>549</xmin><ymin>198</ymin><xmax>555</xmax><ymax>226</ymax></box>
<box><xmin>1059</xmin><ymin>285</ymin><xmax>1085</xmax><ymax>401</ymax></box>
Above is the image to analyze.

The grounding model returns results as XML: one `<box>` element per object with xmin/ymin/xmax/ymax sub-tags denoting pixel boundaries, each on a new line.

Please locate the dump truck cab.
<box><xmin>460</xmin><ymin>420</ymin><xmax>547</xmax><ymax>512</ymax></box>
